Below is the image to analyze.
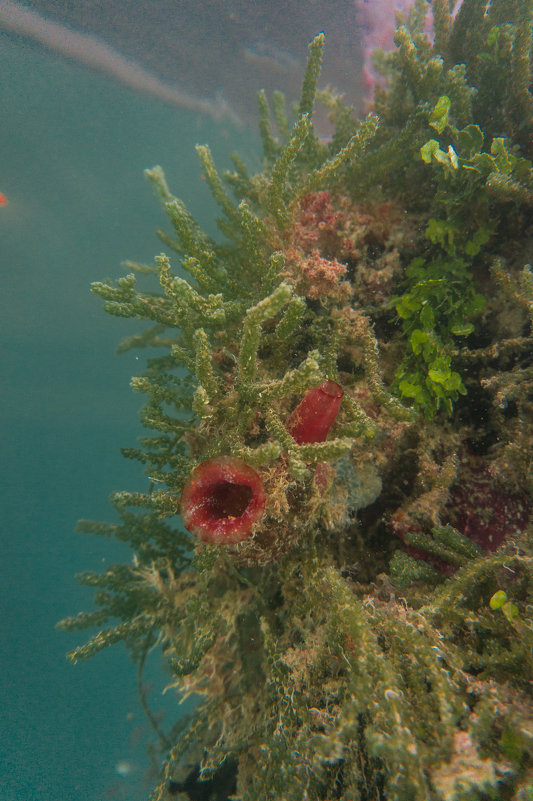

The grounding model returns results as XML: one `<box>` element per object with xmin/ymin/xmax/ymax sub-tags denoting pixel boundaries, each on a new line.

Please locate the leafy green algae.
<box><xmin>60</xmin><ymin>5</ymin><xmax>533</xmax><ymax>800</ymax></box>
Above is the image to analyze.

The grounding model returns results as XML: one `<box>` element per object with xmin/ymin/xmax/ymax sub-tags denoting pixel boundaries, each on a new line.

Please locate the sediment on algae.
<box><xmin>60</xmin><ymin>3</ymin><xmax>533</xmax><ymax>799</ymax></box>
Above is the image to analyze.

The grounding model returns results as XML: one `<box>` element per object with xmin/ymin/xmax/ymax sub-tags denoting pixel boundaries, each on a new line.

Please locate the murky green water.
<box><xmin>0</xmin><ymin>33</ymin><xmax>255</xmax><ymax>800</ymax></box>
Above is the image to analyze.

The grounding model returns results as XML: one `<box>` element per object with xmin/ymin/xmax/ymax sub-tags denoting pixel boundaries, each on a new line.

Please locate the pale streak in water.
<box><xmin>0</xmin><ymin>0</ymin><xmax>240</xmax><ymax>123</ymax></box>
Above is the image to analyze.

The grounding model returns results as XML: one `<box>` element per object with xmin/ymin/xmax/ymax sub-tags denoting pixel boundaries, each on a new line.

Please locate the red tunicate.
<box><xmin>288</xmin><ymin>380</ymin><xmax>344</xmax><ymax>444</ymax></box>
<box><xmin>180</xmin><ymin>456</ymin><xmax>266</xmax><ymax>545</ymax></box>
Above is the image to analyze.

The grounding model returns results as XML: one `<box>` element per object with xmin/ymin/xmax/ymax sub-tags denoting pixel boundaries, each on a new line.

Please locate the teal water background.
<box><xmin>1</xmin><ymin>32</ymin><xmax>256</xmax><ymax>800</ymax></box>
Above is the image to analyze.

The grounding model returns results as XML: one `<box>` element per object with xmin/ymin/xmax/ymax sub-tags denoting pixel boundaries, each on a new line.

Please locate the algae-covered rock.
<box><xmin>61</xmin><ymin>5</ymin><xmax>533</xmax><ymax>799</ymax></box>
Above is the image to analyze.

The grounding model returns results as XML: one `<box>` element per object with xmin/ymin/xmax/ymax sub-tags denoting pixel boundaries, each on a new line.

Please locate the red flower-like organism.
<box><xmin>180</xmin><ymin>456</ymin><xmax>266</xmax><ymax>545</ymax></box>
<box><xmin>289</xmin><ymin>380</ymin><xmax>344</xmax><ymax>444</ymax></box>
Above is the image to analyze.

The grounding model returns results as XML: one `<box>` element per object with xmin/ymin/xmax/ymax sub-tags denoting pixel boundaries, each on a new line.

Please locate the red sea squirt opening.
<box><xmin>180</xmin><ymin>456</ymin><xmax>266</xmax><ymax>545</ymax></box>
<box><xmin>289</xmin><ymin>380</ymin><xmax>344</xmax><ymax>444</ymax></box>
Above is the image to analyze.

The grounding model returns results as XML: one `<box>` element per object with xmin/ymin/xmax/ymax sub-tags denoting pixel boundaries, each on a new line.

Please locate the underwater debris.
<box><xmin>167</xmin><ymin>761</ymin><xmax>237</xmax><ymax>800</ymax></box>
<box><xmin>61</xmin><ymin>6</ymin><xmax>533</xmax><ymax>801</ymax></box>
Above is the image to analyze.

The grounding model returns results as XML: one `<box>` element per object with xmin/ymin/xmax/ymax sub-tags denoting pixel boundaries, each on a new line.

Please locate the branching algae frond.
<box><xmin>60</xmin><ymin>8</ymin><xmax>533</xmax><ymax>800</ymax></box>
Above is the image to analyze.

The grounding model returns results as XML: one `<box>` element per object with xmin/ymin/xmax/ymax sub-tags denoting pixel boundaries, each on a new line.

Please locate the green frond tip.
<box><xmin>407</xmin><ymin>0</ymin><xmax>430</xmax><ymax>37</ymax></box>
<box><xmin>156</xmin><ymin>254</ymin><xmax>227</xmax><ymax>329</ymax></box>
<box><xmin>342</xmin><ymin>394</ymin><xmax>378</xmax><ymax>438</ymax></box>
<box><xmin>122</xmin><ymin>259</ymin><xmax>159</xmax><ymax>276</ymax></box>
<box><xmin>233</xmin><ymin>201</ymin><xmax>270</xmax><ymax>276</ymax></box>
<box><xmin>196</xmin><ymin>145</ymin><xmax>239</xmax><ymax>225</ymax></box>
<box><xmin>235</xmin><ymin>441</ymin><xmax>282</xmax><ymax>466</ymax></box>
<box><xmin>389</xmin><ymin>551</ymin><xmax>443</xmax><ymax>588</ymax></box>
<box><xmin>486</xmin><ymin>172</ymin><xmax>533</xmax><ymax>205</ymax></box>
<box><xmin>268</xmin><ymin>114</ymin><xmax>312</xmax><ymax>228</ymax></box>
<box><xmin>274</xmin><ymin>295</ymin><xmax>306</xmax><ymax>341</ymax></box>
<box><xmin>91</xmin><ymin>273</ymin><xmax>136</xmax><ymax>303</ymax></box>
<box><xmin>512</xmin><ymin>0</ymin><xmax>533</xmax><ymax>124</ymax></box>
<box><xmin>193</xmin><ymin>328</ymin><xmax>218</xmax><ymax>399</ymax></box>
<box><xmin>66</xmin><ymin>618</ymin><xmax>153</xmax><ymax>663</ymax></box>
<box><xmin>145</xmin><ymin>165</ymin><xmax>172</xmax><ymax>202</ymax></box>
<box><xmin>192</xmin><ymin>385</ymin><xmax>212</xmax><ymax>419</ymax></box>
<box><xmin>431</xmin><ymin>523</ymin><xmax>481</xmax><ymax>559</ymax></box>
<box><xmin>236</xmin><ymin>283</ymin><xmax>293</xmax><ymax>385</ymax></box>
<box><xmin>361</xmin><ymin>319</ymin><xmax>417</xmax><ymax>421</ymax></box>
<box><xmin>296</xmin><ymin>438</ymin><xmax>353</xmax><ymax>463</ymax></box>
<box><xmin>403</xmin><ymin>524</ymin><xmax>480</xmax><ymax>567</ymax></box>
<box><xmin>264</xmin><ymin>407</ymin><xmax>298</xmax><ymax>452</ymax></box>
<box><xmin>76</xmin><ymin>519</ymin><xmax>119</xmax><ymax>537</ymax></box>
<box><xmin>272</xmin><ymin>90</ymin><xmax>290</xmax><ymax>141</ymax></box>
<box><xmin>431</xmin><ymin>0</ymin><xmax>453</xmax><ymax>56</ymax></box>
<box><xmin>299</xmin><ymin>33</ymin><xmax>325</xmax><ymax>117</ymax></box>
<box><xmin>253</xmin><ymin>350</ymin><xmax>322</xmax><ymax>402</ymax></box>
<box><xmin>57</xmin><ymin>609</ymin><xmax>110</xmax><ymax>632</ymax></box>
<box><xmin>258</xmin><ymin>88</ymin><xmax>278</xmax><ymax>162</ymax></box>
<box><xmin>261</xmin><ymin>251</ymin><xmax>286</xmax><ymax>293</ymax></box>
<box><xmin>164</xmin><ymin>197</ymin><xmax>215</xmax><ymax>261</ymax></box>
<box><xmin>116</xmin><ymin>323</ymin><xmax>166</xmax><ymax>354</ymax></box>
<box><xmin>296</xmin><ymin>113</ymin><xmax>380</xmax><ymax>199</ymax></box>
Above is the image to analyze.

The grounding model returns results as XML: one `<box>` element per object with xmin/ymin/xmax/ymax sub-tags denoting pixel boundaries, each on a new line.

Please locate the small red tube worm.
<box><xmin>288</xmin><ymin>380</ymin><xmax>344</xmax><ymax>444</ymax></box>
<box><xmin>180</xmin><ymin>456</ymin><xmax>266</xmax><ymax>545</ymax></box>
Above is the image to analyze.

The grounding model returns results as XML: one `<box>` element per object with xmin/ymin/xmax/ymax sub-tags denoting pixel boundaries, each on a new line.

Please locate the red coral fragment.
<box><xmin>180</xmin><ymin>456</ymin><xmax>266</xmax><ymax>545</ymax></box>
<box><xmin>289</xmin><ymin>380</ymin><xmax>344</xmax><ymax>444</ymax></box>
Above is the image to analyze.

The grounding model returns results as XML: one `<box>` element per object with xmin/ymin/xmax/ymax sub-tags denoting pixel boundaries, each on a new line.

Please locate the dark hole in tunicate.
<box><xmin>207</xmin><ymin>481</ymin><xmax>253</xmax><ymax>519</ymax></box>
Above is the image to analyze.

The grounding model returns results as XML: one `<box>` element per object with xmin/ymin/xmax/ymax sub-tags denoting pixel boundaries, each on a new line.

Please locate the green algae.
<box><xmin>60</xmin><ymin>6</ymin><xmax>533</xmax><ymax>799</ymax></box>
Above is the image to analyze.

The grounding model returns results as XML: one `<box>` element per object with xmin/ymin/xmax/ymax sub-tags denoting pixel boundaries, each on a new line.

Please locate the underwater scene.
<box><xmin>2</xmin><ymin>0</ymin><xmax>533</xmax><ymax>799</ymax></box>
